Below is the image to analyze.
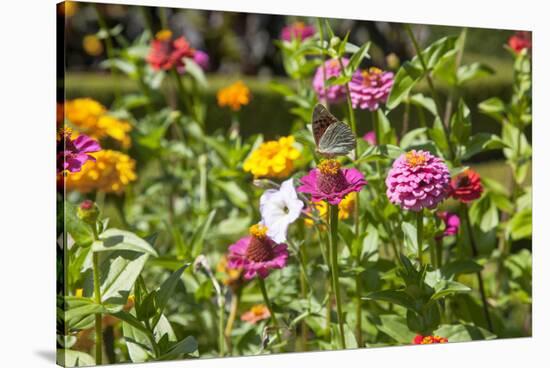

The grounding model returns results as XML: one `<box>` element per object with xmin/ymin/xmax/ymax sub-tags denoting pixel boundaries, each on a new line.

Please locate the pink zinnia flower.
<box><xmin>363</xmin><ymin>131</ymin><xmax>377</xmax><ymax>145</ymax></box>
<box><xmin>147</xmin><ymin>30</ymin><xmax>195</xmax><ymax>73</ymax></box>
<box><xmin>437</xmin><ymin>211</ymin><xmax>460</xmax><ymax>238</ymax></box>
<box><xmin>240</xmin><ymin>304</ymin><xmax>271</xmax><ymax>324</ymax></box>
<box><xmin>349</xmin><ymin>67</ymin><xmax>394</xmax><ymax>111</ymax></box>
<box><xmin>193</xmin><ymin>50</ymin><xmax>209</xmax><ymax>70</ymax></box>
<box><xmin>386</xmin><ymin>150</ymin><xmax>450</xmax><ymax>212</ymax></box>
<box><xmin>227</xmin><ymin>224</ymin><xmax>289</xmax><ymax>280</ymax></box>
<box><xmin>508</xmin><ymin>31</ymin><xmax>532</xmax><ymax>54</ymax></box>
<box><xmin>298</xmin><ymin>159</ymin><xmax>367</xmax><ymax>205</ymax></box>
<box><xmin>57</xmin><ymin>128</ymin><xmax>101</xmax><ymax>174</ymax></box>
<box><xmin>280</xmin><ymin>21</ymin><xmax>316</xmax><ymax>42</ymax></box>
<box><xmin>312</xmin><ymin>58</ymin><xmax>349</xmax><ymax>104</ymax></box>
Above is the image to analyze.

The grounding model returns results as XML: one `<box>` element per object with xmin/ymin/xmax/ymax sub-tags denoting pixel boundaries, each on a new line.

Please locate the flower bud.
<box><xmin>329</xmin><ymin>36</ymin><xmax>341</xmax><ymax>49</ymax></box>
<box><xmin>386</xmin><ymin>52</ymin><xmax>400</xmax><ymax>70</ymax></box>
<box><xmin>77</xmin><ymin>200</ymin><xmax>100</xmax><ymax>225</ymax></box>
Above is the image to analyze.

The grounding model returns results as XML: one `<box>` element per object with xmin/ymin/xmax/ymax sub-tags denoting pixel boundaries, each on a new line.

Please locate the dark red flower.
<box><xmin>449</xmin><ymin>169</ymin><xmax>483</xmax><ymax>203</ymax></box>
<box><xmin>508</xmin><ymin>31</ymin><xmax>532</xmax><ymax>54</ymax></box>
<box><xmin>146</xmin><ymin>30</ymin><xmax>195</xmax><ymax>73</ymax></box>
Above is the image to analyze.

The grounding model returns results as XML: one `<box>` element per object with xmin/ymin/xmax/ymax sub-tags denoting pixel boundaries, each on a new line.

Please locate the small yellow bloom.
<box><xmin>64</xmin><ymin>98</ymin><xmax>132</xmax><ymax>148</ymax></box>
<box><xmin>217</xmin><ymin>80</ymin><xmax>251</xmax><ymax>111</ymax></box>
<box><xmin>216</xmin><ymin>255</ymin><xmax>242</xmax><ymax>287</ymax></box>
<box><xmin>305</xmin><ymin>192</ymin><xmax>357</xmax><ymax>227</ymax></box>
<box><xmin>155</xmin><ymin>29</ymin><xmax>173</xmax><ymax>41</ymax></box>
<box><xmin>243</xmin><ymin>136</ymin><xmax>300</xmax><ymax>178</ymax></box>
<box><xmin>65</xmin><ymin>150</ymin><xmax>137</xmax><ymax>194</ymax></box>
<box><xmin>75</xmin><ymin>288</ymin><xmax>83</xmax><ymax>298</ymax></box>
<box><xmin>83</xmin><ymin>35</ymin><xmax>104</xmax><ymax>56</ymax></box>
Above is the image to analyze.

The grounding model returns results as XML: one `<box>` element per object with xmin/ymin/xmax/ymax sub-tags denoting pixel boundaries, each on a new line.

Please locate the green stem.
<box><xmin>92</xmin><ymin>224</ymin><xmax>102</xmax><ymax>365</ymax></box>
<box><xmin>316</xmin><ymin>19</ymin><xmax>330</xmax><ymax>111</ymax></box>
<box><xmin>218</xmin><ymin>300</ymin><xmax>225</xmax><ymax>357</ymax></box>
<box><xmin>460</xmin><ymin>203</ymin><xmax>494</xmax><ymax>332</ymax></box>
<box><xmin>416</xmin><ymin>209</ymin><xmax>424</xmax><ymax>267</ymax></box>
<box><xmin>329</xmin><ymin>204</ymin><xmax>346</xmax><ymax>349</ymax></box>
<box><xmin>354</xmin><ymin>274</ymin><xmax>363</xmax><ymax>346</ymax></box>
<box><xmin>258</xmin><ymin>277</ymin><xmax>282</xmax><ymax>343</ymax></box>
<box><xmin>224</xmin><ymin>291</ymin><xmax>239</xmax><ymax>355</ymax></box>
<box><xmin>404</xmin><ymin>24</ymin><xmax>455</xmax><ymax>162</ymax></box>
<box><xmin>94</xmin><ymin>5</ymin><xmax>120</xmax><ymax>105</ymax></box>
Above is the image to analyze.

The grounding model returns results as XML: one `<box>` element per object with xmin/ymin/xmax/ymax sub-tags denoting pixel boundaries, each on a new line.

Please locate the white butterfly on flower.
<box><xmin>260</xmin><ymin>178</ymin><xmax>304</xmax><ymax>243</ymax></box>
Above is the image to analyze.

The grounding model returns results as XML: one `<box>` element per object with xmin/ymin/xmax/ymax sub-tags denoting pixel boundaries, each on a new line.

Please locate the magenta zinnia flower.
<box><xmin>227</xmin><ymin>224</ymin><xmax>289</xmax><ymax>280</ymax></box>
<box><xmin>349</xmin><ymin>67</ymin><xmax>394</xmax><ymax>111</ymax></box>
<box><xmin>193</xmin><ymin>50</ymin><xmax>209</xmax><ymax>70</ymax></box>
<box><xmin>313</xmin><ymin>58</ymin><xmax>349</xmax><ymax>104</ymax></box>
<box><xmin>386</xmin><ymin>150</ymin><xmax>450</xmax><ymax>212</ymax></box>
<box><xmin>437</xmin><ymin>211</ymin><xmax>460</xmax><ymax>238</ymax></box>
<box><xmin>363</xmin><ymin>131</ymin><xmax>377</xmax><ymax>145</ymax></box>
<box><xmin>298</xmin><ymin>159</ymin><xmax>367</xmax><ymax>205</ymax></box>
<box><xmin>280</xmin><ymin>21</ymin><xmax>316</xmax><ymax>42</ymax></box>
<box><xmin>57</xmin><ymin>128</ymin><xmax>101</xmax><ymax>174</ymax></box>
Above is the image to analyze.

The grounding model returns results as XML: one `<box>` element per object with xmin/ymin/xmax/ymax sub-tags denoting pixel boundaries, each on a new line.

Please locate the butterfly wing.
<box><xmin>317</xmin><ymin>121</ymin><xmax>356</xmax><ymax>157</ymax></box>
<box><xmin>312</xmin><ymin>104</ymin><xmax>338</xmax><ymax>146</ymax></box>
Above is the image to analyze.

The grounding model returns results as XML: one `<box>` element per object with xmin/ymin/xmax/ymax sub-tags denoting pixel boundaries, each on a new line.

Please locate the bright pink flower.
<box><xmin>363</xmin><ymin>131</ymin><xmax>377</xmax><ymax>145</ymax></box>
<box><xmin>437</xmin><ymin>211</ymin><xmax>460</xmax><ymax>238</ymax></box>
<box><xmin>57</xmin><ymin>128</ymin><xmax>101</xmax><ymax>174</ymax></box>
<box><xmin>349</xmin><ymin>67</ymin><xmax>394</xmax><ymax>111</ymax></box>
<box><xmin>193</xmin><ymin>50</ymin><xmax>209</xmax><ymax>70</ymax></box>
<box><xmin>147</xmin><ymin>32</ymin><xmax>195</xmax><ymax>73</ymax></box>
<box><xmin>312</xmin><ymin>58</ymin><xmax>349</xmax><ymax>104</ymax></box>
<box><xmin>280</xmin><ymin>22</ymin><xmax>316</xmax><ymax>42</ymax></box>
<box><xmin>298</xmin><ymin>159</ymin><xmax>367</xmax><ymax>205</ymax></box>
<box><xmin>227</xmin><ymin>224</ymin><xmax>289</xmax><ymax>280</ymax></box>
<box><xmin>508</xmin><ymin>31</ymin><xmax>532</xmax><ymax>54</ymax></box>
<box><xmin>386</xmin><ymin>150</ymin><xmax>450</xmax><ymax>212</ymax></box>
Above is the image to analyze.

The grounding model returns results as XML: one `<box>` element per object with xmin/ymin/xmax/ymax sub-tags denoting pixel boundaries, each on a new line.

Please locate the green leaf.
<box><xmin>361</xmin><ymin>224</ymin><xmax>379</xmax><ymax>261</ymax></box>
<box><xmin>363</xmin><ymin>290</ymin><xmax>417</xmax><ymax>311</ymax></box>
<box><xmin>357</xmin><ymin>144</ymin><xmax>404</xmax><ymax>163</ymax></box>
<box><xmin>152</xmin><ymin>264</ymin><xmax>189</xmax><ymax>328</ymax></box>
<box><xmin>374</xmin><ymin>314</ymin><xmax>416</xmax><ymax>344</ymax></box>
<box><xmin>409</xmin><ymin>94</ymin><xmax>437</xmax><ymax>116</ymax></box>
<box><xmin>441</xmin><ymin>260</ymin><xmax>482</xmax><ymax>279</ymax></box>
<box><xmin>431</xmin><ymin>280</ymin><xmax>471</xmax><ymax>301</ymax></box>
<box><xmin>450</xmin><ymin>99</ymin><xmax>471</xmax><ymax>147</ymax></box>
<box><xmin>182</xmin><ymin>57</ymin><xmax>208</xmax><ymax>89</ymax></box>
<box><xmin>462</xmin><ymin>133</ymin><xmax>506</xmax><ymax>161</ymax></box>
<box><xmin>434</xmin><ymin>324</ymin><xmax>496</xmax><ymax>342</ymax></box>
<box><xmin>190</xmin><ymin>210</ymin><xmax>217</xmax><ymax>257</ymax></box>
<box><xmin>401</xmin><ymin>222</ymin><xmax>418</xmax><ymax>255</ymax></box>
<box><xmin>214</xmin><ymin>181</ymin><xmax>248</xmax><ymax>209</ymax></box>
<box><xmin>346</xmin><ymin>41</ymin><xmax>371</xmax><ymax>75</ymax></box>
<box><xmin>122</xmin><ymin>319</ymin><xmax>154</xmax><ymax>363</ymax></box>
<box><xmin>429</xmin><ymin>118</ymin><xmax>450</xmax><ymax>158</ymax></box>
<box><xmin>400</xmin><ymin>127</ymin><xmax>428</xmax><ymax>149</ymax></box>
<box><xmin>57</xmin><ymin>349</ymin><xmax>95</xmax><ymax>367</ymax></box>
<box><xmin>93</xmin><ymin>229</ymin><xmax>158</xmax><ymax>257</ymax></box>
<box><xmin>65</xmin><ymin>202</ymin><xmax>94</xmax><ymax>247</ymax></box>
<box><xmin>457</xmin><ymin>63</ymin><xmax>494</xmax><ymax>85</ymax></box>
<box><xmin>508</xmin><ymin>208</ymin><xmax>532</xmax><ymax>240</ymax></box>
<box><xmin>325</xmin><ymin>74</ymin><xmax>352</xmax><ymax>86</ymax></box>
<box><xmin>158</xmin><ymin>336</ymin><xmax>198</xmax><ymax>360</ymax></box>
<box><xmin>478</xmin><ymin>97</ymin><xmax>506</xmax><ymax>122</ymax></box>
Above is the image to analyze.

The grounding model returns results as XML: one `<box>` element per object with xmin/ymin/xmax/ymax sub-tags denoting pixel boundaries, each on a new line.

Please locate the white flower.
<box><xmin>260</xmin><ymin>178</ymin><xmax>304</xmax><ymax>243</ymax></box>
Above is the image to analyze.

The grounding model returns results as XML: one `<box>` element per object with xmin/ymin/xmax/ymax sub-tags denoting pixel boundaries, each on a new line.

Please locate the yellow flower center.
<box><xmin>155</xmin><ymin>29</ymin><xmax>173</xmax><ymax>41</ymax></box>
<box><xmin>318</xmin><ymin>159</ymin><xmax>341</xmax><ymax>176</ymax></box>
<box><xmin>57</xmin><ymin>127</ymin><xmax>73</xmax><ymax>140</ymax></box>
<box><xmin>251</xmin><ymin>304</ymin><xmax>267</xmax><ymax>316</ymax></box>
<box><xmin>249</xmin><ymin>224</ymin><xmax>268</xmax><ymax>239</ymax></box>
<box><xmin>361</xmin><ymin>67</ymin><xmax>382</xmax><ymax>86</ymax></box>
<box><xmin>293</xmin><ymin>21</ymin><xmax>305</xmax><ymax>30</ymax></box>
<box><xmin>405</xmin><ymin>151</ymin><xmax>427</xmax><ymax>167</ymax></box>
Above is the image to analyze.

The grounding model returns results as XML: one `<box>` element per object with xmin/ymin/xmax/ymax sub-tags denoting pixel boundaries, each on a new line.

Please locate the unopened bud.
<box><xmin>386</xmin><ymin>53</ymin><xmax>400</xmax><ymax>70</ymax></box>
<box><xmin>329</xmin><ymin>36</ymin><xmax>341</xmax><ymax>49</ymax></box>
<box><xmin>77</xmin><ymin>200</ymin><xmax>100</xmax><ymax>225</ymax></box>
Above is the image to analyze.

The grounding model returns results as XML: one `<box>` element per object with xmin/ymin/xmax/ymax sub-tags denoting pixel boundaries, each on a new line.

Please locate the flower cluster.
<box><xmin>312</xmin><ymin>58</ymin><xmax>349</xmax><ymax>104</ymax></box>
<box><xmin>64</xmin><ymin>98</ymin><xmax>132</xmax><ymax>148</ymax></box>
<box><xmin>147</xmin><ymin>30</ymin><xmax>196</xmax><ymax>73</ymax></box>
<box><xmin>57</xmin><ymin>128</ymin><xmax>101</xmax><ymax>174</ymax></box>
<box><xmin>64</xmin><ymin>150</ymin><xmax>137</xmax><ymax>194</ymax></box>
<box><xmin>280</xmin><ymin>22</ymin><xmax>315</xmax><ymax>42</ymax></box>
<box><xmin>298</xmin><ymin>159</ymin><xmax>366</xmax><ymax>205</ymax></box>
<box><xmin>386</xmin><ymin>150</ymin><xmax>451</xmax><ymax>212</ymax></box>
<box><xmin>227</xmin><ymin>224</ymin><xmax>289</xmax><ymax>280</ymax></box>
<box><xmin>217</xmin><ymin>80</ymin><xmax>251</xmax><ymax>111</ymax></box>
<box><xmin>412</xmin><ymin>335</ymin><xmax>449</xmax><ymax>344</ymax></box>
<box><xmin>349</xmin><ymin>67</ymin><xmax>394</xmax><ymax>111</ymax></box>
<box><xmin>243</xmin><ymin>136</ymin><xmax>300</xmax><ymax>178</ymax></box>
<box><xmin>449</xmin><ymin>169</ymin><xmax>483</xmax><ymax>203</ymax></box>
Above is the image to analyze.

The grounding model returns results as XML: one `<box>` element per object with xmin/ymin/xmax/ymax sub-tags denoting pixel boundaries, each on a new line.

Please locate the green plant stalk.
<box><xmin>460</xmin><ymin>203</ymin><xmax>494</xmax><ymax>332</ymax></box>
<box><xmin>224</xmin><ymin>291</ymin><xmax>239</xmax><ymax>355</ymax></box>
<box><xmin>416</xmin><ymin>209</ymin><xmax>424</xmax><ymax>267</ymax></box>
<box><xmin>329</xmin><ymin>204</ymin><xmax>346</xmax><ymax>349</ymax></box>
<box><xmin>404</xmin><ymin>24</ymin><xmax>455</xmax><ymax>162</ymax></box>
<box><xmin>258</xmin><ymin>277</ymin><xmax>282</xmax><ymax>343</ymax></box>
<box><xmin>218</xmin><ymin>300</ymin><xmax>225</xmax><ymax>357</ymax></box>
<box><xmin>94</xmin><ymin>5</ymin><xmax>121</xmax><ymax>105</ymax></box>
<box><xmin>316</xmin><ymin>18</ymin><xmax>330</xmax><ymax>111</ymax></box>
<box><xmin>354</xmin><ymin>273</ymin><xmax>363</xmax><ymax>346</ymax></box>
<box><xmin>91</xmin><ymin>224</ymin><xmax>102</xmax><ymax>365</ymax></box>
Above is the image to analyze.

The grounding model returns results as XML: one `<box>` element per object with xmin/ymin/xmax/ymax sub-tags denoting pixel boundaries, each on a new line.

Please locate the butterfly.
<box><xmin>312</xmin><ymin>103</ymin><xmax>356</xmax><ymax>157</ymax></box>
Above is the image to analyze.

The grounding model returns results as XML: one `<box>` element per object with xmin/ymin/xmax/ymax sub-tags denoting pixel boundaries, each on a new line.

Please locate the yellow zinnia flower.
<box><xmin>64</xmin><ymin>98</ymin><xmax>132</xmax><ymax>148</ymax></box>
<box><xmin>217</xmin><ymin>80</ymin><xmax>251</xmax><ymax>111</ymax></box>
<box><xmin>65</xmin><ymin>150</ymin><xmax>137</xmax><ymax>194</ymax></box>
<box><xmin>305</xmin><ymin>192</ymin><xmax>357</xmax><ymax>227</ymax></box>
<box><xmin>243</xmin><ymin>136</ymin><xmax>300</xmax><ymax>178</ymax></box>
<box><xmin>83</xmin><ymin>34</ymin><xmax>104</xmax><ymax>56</ymax></box>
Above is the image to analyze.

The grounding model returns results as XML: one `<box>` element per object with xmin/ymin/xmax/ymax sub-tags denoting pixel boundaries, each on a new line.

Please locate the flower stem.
<box><xmin>258</xmin><ymin>277</ymin><xmax>282</xmax><ymax>343</ymax></box>
<box><xmin>416</xmin><ymin>209</ymin><xmax>424</xmax><ymax>267</ymax></box>
<box><xmin>316</xmin><ymin>18</ymin><xmax>330</xmax><ymax>111</ymax></box>
<box><xmin>94</xmin><ymin>4</ymin><xmax>121</xmax><ymax>105</ymax></box>
<box><xmin>224</xmin><ymin>291</ymin><xmax>240</xmax><ymax>355</ymax></box>
<box><xmin>460</xmin><ymin>203</ymin><xmax>494</xmax><ymax>332</ymax></box>
<box><xmin>354</xmin><ymin>273</ymin><xmax>363</xmax><ymax>346</ymax></box>
<box><xmin>329</xmin><ymin>204</ymin><xmax>346</xmax><ymax>349</ymax></box>
<box><xmin>92</xmin><ymin>245</ymin><xmax>103</xmax><ymax>364</ymax></box>
<box><xmin>218</xmin><ymin>299</ymin><xmax>225</xmax><ymax>357</ymax></box>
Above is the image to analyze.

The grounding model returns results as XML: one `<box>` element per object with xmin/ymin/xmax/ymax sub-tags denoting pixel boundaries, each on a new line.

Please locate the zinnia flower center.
<box><xmin>361</xmin><ymin>67</ymin><xmax>382</xmax><ymax>86</ymax></box>
<box><xmin>251</xmin><ymin>305</ymin><xmax>267</xmax><ymax>316</ymax></box>
<box><xmin>316</xmin><ymin>159</ymin><xmax>348</xmax><ymax>194</ymax></box>
<box><xmin>155</xmin><ymin>29</ymin><xmax>173</xmax><ymax>41</ymax></box>
<box><xmin>457</xmin><ymin>175</ymin><xmax>471</xmax><ymax>187</ymax></box>
<box><xmin>293</xmin><ymin>21</ymin><xmax>305</xmax><ymax>31</ymax></box>
<box><xmin>246</xmin><ymin>224</ymin><xmax>275</xmax><ymax>262</ymax></box>
<box><xmin>405</xmin><ymin>151</ymin><xmax>428</xmax><ymax>167</ymax></box>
